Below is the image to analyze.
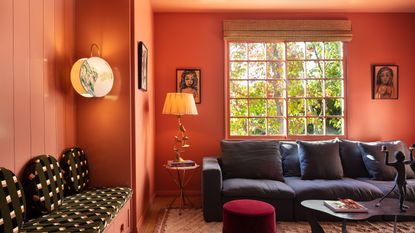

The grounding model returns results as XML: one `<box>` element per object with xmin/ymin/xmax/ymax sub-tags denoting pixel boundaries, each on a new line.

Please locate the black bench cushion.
<box><xmin>21</xmin><ymin>187</ymin><xmax>132</xmax><ymax>233</ymax></box>
<box><xmin>0</xmin><ymin>168</ymin><xmax>26</xmax><ymax>233</ymax></box>
<box><xmin>60</xmin><ymin>147</ymin><xmax>90</xmax><ymax>195</ymax></box>
<box><xmin>23</xmin><ymin>155</ymin><xmax>65</xmax><ymax>216</ymax></box>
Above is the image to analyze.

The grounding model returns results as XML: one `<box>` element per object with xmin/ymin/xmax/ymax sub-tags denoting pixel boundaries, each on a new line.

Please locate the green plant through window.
<box><xmin>228</xmin><ymin>41</ymin><xmax>344</xmax><ymax>137</ymax></box>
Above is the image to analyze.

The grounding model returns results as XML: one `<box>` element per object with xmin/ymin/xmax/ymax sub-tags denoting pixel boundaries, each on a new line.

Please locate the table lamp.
<box><xmin>162</xmin><ymin>93</ymin><xmax>198</xmax><ymax>162</ymax></box>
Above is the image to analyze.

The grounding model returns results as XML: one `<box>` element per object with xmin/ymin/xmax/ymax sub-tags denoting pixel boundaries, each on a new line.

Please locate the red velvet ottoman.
<box><xmin>223</xmin><ymin>199</ymin><xmax>276</xmax><ymax>233</ymax></box>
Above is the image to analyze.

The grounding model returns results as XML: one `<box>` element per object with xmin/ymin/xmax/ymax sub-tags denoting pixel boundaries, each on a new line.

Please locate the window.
<box><xmin>226</xmin><ymin>41</ymin><xmax>345</xmax><ymax>137</ymax></box>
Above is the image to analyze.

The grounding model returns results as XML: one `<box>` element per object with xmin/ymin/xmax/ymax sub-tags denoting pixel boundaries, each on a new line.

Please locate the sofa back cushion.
<box><xmin>359</xmin><ymin>141</ymin><xmax>415</xmax><ymax>180</ymax></box>
<box><xmin>0</xmin><ymin>168</ymin><xmax>26</xmax><ymax>233</ymax></box>
<box><xmin>23</xmin><ymin>155</ymin><xmax>65</xmax><ymax>216</ymax></box>
<box><xmin>60</xmin><ymin>147</ymin><xmax>90</xmax><ymax>195</ymax></box>
<box><xmin>339</xmin><ymin>139</ymin><xmax>369</xmax><ymax>178</ymax></box>
<box><xmin>221</xmin><ymin>140</ymin><xmax>284</xmax><ymax>181</ymax></box>
<box><xmin>280</xmin><ymin>141</ymin><xmax>301</xmax><ymax>177</ymax></box>
<box><xmin>298</xmin><ymin>140</ymin><xmax>343</xmax><ymax>180</ymax></box>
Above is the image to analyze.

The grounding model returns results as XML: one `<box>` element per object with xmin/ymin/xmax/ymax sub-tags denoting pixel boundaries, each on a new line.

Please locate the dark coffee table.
<box><xmin>301</xmin><ymin>198</ymin><xmax>415</xmax><ymax>233</ymax></box>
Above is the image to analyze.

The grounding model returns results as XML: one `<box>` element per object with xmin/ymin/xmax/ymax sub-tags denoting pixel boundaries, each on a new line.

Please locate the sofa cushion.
<box><xmin>60</xmin><ymin>147</ymin><xmax>90</xmax><ymax>195</ymax></box>
<box><xmin>358</xmin><ymin>141</ymin><xmax>415</xmax><ymax>181</ymax></box>
<box><xmin>280</xmin><ymin>141</ymin><xmax>301</xmax><ymax>177</ymax></box>
<box><xmin>339</xmin><ymin>139</ymin><xmax>369</xmax><ymax>178</ymax></box>
<box><xmin>284</xmin><ymin>176</ymin><xmax>384</xmax><ymax>201</ymax></box>
<box><xmin>221</xmin><ymin>140</ymin><xmax>283</xmax><ymax>181</ymax></box>
<box><xmin>357</xmin><ymin>178</ymin><xmax>415</xmax><ymax>201</ymax></box>
<box><xmin>0</xmin><ymin>168</ymin><xmax>26</xmax><ymax>233</ymax></box>
<box><xmin>297</xmin><ymin>140</ymin><xmax>343</xmax><ymax>180</ymax></box>
<box><xmin>222</xmin><ymin>178</ymin><xmax>295</xmax><ymax>199</ymax></box>
<box><xmin>23</xmin><ymin>155</ymin><xmax>65</xmax><ymax>216</ymax></box>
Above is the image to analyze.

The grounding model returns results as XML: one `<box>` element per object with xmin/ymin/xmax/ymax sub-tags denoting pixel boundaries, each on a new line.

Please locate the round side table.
<box><xmin>164</xmin><ymin>164</ymin><xmax>199</xmax><ymax>215</ymax></box>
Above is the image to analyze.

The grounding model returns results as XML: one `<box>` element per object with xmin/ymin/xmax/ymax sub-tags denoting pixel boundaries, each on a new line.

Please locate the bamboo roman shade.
<box><xmin>223</xmin><ymin>20</ymin><xmax>352</xmax><ymax>42</ymax></box>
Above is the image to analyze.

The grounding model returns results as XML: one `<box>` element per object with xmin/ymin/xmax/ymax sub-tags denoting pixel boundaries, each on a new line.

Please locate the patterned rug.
<box><xmin>153</xmin><ymin>208</ymin><xmax>415</xmax><ymax>233</ymax></box>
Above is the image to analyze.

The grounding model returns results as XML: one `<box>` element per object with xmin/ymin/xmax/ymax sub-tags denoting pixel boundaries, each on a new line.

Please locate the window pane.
<box><xmin>230</xmin><ymin>81</ymin><xmax>248</xmax><ymax>98</ymax></box>
<box><xmin>230</xmin><ymin>118</ymin><xmax>248</xmax><ymax>136</ymax></box>
<box><xmin>268</xmin><ymin>99</ymin><xmax>285</xmax><ymax>117</ymax></box>
<box><xmin>326</xmin><ymin>117</ymin><xmax>343</xmax><ymax>135</ymax></box>
<box><xmin>248</xmin><ymin>43</ymin><xmax>265</xmax><ymax>60</ymax></box>
<box><xmin>230</xmin><ymin>99</ymin><xmax>248</xmax><ymax>117</ymax></box>
<box><xmin>325</xmin><ymin>42</ymin><xmax>342</xmax><ymax>59</ymax></box>
<box><xmin>287</xmin><ymin>42</ymin><xmax>305</xmax><ymax>60</ymax></box>
<box><xmin>306</xmin><ymin>61</ymin><xmax>323</xmax><ymax>78</ymax></box>
<box><xmin>268</xmin><ymin>118</ymin><xmax>285</xmax><ymax>135</ymax></box>
<box><xmin>266</xmin><ymin>43</ymin><xmax>285</xmax><ymax>60</ymax></box>
<box><xmin>288</xmin><ymin>99</ymin><xmax>305</xmax><ymax>116</ymax></box>
<box><xmin>249</xmin><ymin>118</ymin><xmax>266</xmax><ymax>135</ymax></box>
<box><xmin>306</xmin><ymin>99</ymin><xmax>323</xmax><ymax>116</ymax></box>
<box><xmin>229</xmin><ymin>43</ymin><xmax>247</xmax><ymax>60</ymax></box>
<box><xmin>249</xmin><ymin>62</ymin><xmax>266</xmax><ymax>79</ymax></box>
<box><xmin>249</xmin><ymin>81</ymin><xmax>266</xmax><ymax>98</ymax></box>
<box><xmin>306</xmin><ymin>42</ymin><xmax>324</xmax><ymax>60</ymax></box>
<box><xmin>249</xmin><ymin>99</ymin><xmax>266</xmax><ymax>116</ymax></box>
<box><xmin>287</xmin><ymin>80</ymin><xmax>305</xmax><ymax>97</ymax></box>
<box><xmin>230</xmin><ymin>62</ymin><xmax>247</xmax><ymax>79</ymax></box>
<box><xmin>325</xmin><ymin>80</ymin><xmax>342</xmax><ymax>97</ymax></box>
<box><xmin>306</xmin><ymin>80</ymin><xmax>323</xmax><ymax>97</ymax></box>
<box><xmin>288</xmin><ymin>118</ymin><xmax>305</xmax><ymax>135</ymax></box>
<box><xmin>267</xmin><ymin>62</ymin><xmax>285</xmax><ymax>79</ymax></box>
<box><xmin>287</xmin><ymin>61</ymin><xmax>304</xmax><ymax>79</ymax></box>
<box><xmin>266</xmin><ymin>80</ymin><xmax>285</xmax><ymax>98</ymax></box>
<box><xmin>325</xmin><ymin>61</ymin><xmax>342</xmax><ymax>78</ymax></box>
<box><xmin>326</xmin><ymin>98</ymin><xmax>343</xmax><ymax>116</ymax></box>
<box><xmin>307</xmin><ymin>118</ymin><xmax>324</xmax><ymax>135</ymax></box>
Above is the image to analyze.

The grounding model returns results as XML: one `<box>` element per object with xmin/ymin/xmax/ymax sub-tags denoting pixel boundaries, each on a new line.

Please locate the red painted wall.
<box><xmin>154</xmin><ymin>13</ymin><xmax>415</xmax><ymax>194</ymax></box>
<box><xmin>134</xmin><ymin>0</ymin><xmax>155</xmax><ymax>231</ymax></box>
<box><xmin>0</xmin><ymin>0</ymin><xmax>76</xmax><ymax>177</ymax></box>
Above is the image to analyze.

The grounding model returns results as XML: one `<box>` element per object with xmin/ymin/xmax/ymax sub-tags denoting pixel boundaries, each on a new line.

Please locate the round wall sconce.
<box><xmin>70</xmin><ymin>44</ymin><xmax>114</xmax><ymax>97</ymax></box>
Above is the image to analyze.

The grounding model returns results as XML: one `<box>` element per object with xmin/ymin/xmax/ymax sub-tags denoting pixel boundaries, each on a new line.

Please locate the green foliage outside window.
<box><xmin>228</xmin><ymin>41</ymin><xmax>344</xmax><ymax>136</ymax></box>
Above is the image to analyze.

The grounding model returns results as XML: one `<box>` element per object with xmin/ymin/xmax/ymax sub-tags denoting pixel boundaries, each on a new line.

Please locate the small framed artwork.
<box><xmin>372</xmin><ymin>64</ymin><xmax>398</xmax><ymax>99</ymax></box>
<box><xmin>176</xmin><ymin>69</ymin><xmax>201</xmax><ymax>104</ymax></box>
<box><xmin>138</xmin><ymin>41</ymin><xmax>148</xmax><ymax>91</ymax></box>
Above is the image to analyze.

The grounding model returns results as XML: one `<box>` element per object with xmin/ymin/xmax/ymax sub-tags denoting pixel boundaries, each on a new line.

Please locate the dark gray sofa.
<box><xmin>202</xmin><ymin>139</ymin><xmax>415</xmax><ymax>222</ymax></box>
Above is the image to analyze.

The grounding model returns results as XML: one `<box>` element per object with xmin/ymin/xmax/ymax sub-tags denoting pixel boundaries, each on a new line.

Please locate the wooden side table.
<box><xmin>164</xmin><ymin>164</ymin><xmax>199</xmax><ymax>215</ymax></box>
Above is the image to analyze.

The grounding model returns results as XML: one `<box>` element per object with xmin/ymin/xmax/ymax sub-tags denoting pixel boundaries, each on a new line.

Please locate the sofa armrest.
<box><xmin>202</xmin><ymin>157</ymin><xmax>223</xmax><ymax>222</ymax></box>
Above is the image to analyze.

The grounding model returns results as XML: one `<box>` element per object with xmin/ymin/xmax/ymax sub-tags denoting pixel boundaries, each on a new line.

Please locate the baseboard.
<box><xmin>136</xmin><ymin>192</ymin><xmax>157</xmax><ymax>233</ymax></box>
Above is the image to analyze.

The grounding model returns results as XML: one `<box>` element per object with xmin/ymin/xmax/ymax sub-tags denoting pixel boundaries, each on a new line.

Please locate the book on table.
<box><xmin>167</xmin><ymin>160</ymin><xmax>196</xmax><ymax>167</ymax></box>
<box><xmin>324</xmin><ymin>199</ymin><xmax>368</xmax><ymax>213</ymax></box>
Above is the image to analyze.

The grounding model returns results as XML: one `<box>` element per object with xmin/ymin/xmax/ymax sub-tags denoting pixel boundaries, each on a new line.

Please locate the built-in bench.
<box><xmin>0</xmin><ymin>147</ymin><xmax>132</xmax><ymax>233</ymax></box>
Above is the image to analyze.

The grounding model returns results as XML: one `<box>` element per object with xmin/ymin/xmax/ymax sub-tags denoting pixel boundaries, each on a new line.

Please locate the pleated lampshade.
<box><xmin>162</xmin><ymin>93</ymin><xmax>198</xmax><ymax>116</ymax></box>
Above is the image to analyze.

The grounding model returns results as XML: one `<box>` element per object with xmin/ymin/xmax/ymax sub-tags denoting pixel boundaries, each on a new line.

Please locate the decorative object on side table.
<box><xmin>372</xmin><ymin>64</ymin><xmax>398</xmax><ymax>99</ymax></box>
<box><xmin>376</xmin><ymin>145</ymin><xmax>414</xmax><ymax>212</ymax></box>
<box><xmin>162</xmin><ymin>93</ymin><xmax>198</xmax><ymax>162</ymax></box>
<box><xmin>176</xmin><ymin>69</ymin><xmax>201</xmax><ymax>104</ymax></box>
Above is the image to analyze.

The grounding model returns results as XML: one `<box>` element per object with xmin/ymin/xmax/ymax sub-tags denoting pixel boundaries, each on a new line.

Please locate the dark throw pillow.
<box><xmin>339</xmin><ymin>139</ymin><xmax>369</xmax><ymax>178</ymax></box>
<box><xmin>359</xmin><ymin>141</ymin><xmax>415</xmax><ymax>180</ymax></box>
<box><xmin>0</xmin><ymin>168</ymin><xmax>26</xmax><ymax>233</ymax></box>
<box><xmin>297</xmin><ymin>140</ymin><xmax>343</xmax><ymax>180</ymax></box>
<box><xmin>60</xmin><ymin>147</ymin><xmax>90</xmax><ymax>196</ymax></box>
<box><xmin>220</xmin><ymin>140</ymin><xmax>284</xmax><ymax>181</ymax></box>
<box><xmin>23</xmin><ymin>155</ymin><xmax>65</xmax><ymax>217</ymax></box>
<box><xmin>280</xmin><ymin>141</ymin><xmax>301</xmax><ymax>177</ymax></box>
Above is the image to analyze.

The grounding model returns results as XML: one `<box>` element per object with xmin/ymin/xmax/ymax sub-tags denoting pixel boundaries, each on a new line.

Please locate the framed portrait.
<box><xmin>138</xmin><ymin>41</ymin><xmax>148</xmax><ymax>91</ymax></box>
<box><xmin>372</xmin><ymin>65</ymin><xmax>398</xmax><ymax>99</ymax></box>
<box><xmin>176</xmin><ymin>69</ymin><xmax>201</xmax><ymax>104</ymax></box>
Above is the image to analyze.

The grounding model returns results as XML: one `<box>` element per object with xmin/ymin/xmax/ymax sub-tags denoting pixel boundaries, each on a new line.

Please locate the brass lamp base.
<box><xmin>173</xmin><ymin>115</ymin><xmax>190</xmax><ymax>162</ymax></box>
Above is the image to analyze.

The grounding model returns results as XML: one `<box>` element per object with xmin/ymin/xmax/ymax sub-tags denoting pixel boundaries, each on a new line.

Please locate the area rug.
<box><xmin>153</xmin><ymin>208</ymin><xmax>415</xmax><ymax>233</ymax></box>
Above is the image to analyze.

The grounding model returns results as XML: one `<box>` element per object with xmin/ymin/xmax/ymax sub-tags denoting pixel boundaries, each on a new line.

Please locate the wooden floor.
<box><xmin>138</xmin><ymin>196</ymin><xmax>202</xmax><ymax>233</ymax></box>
